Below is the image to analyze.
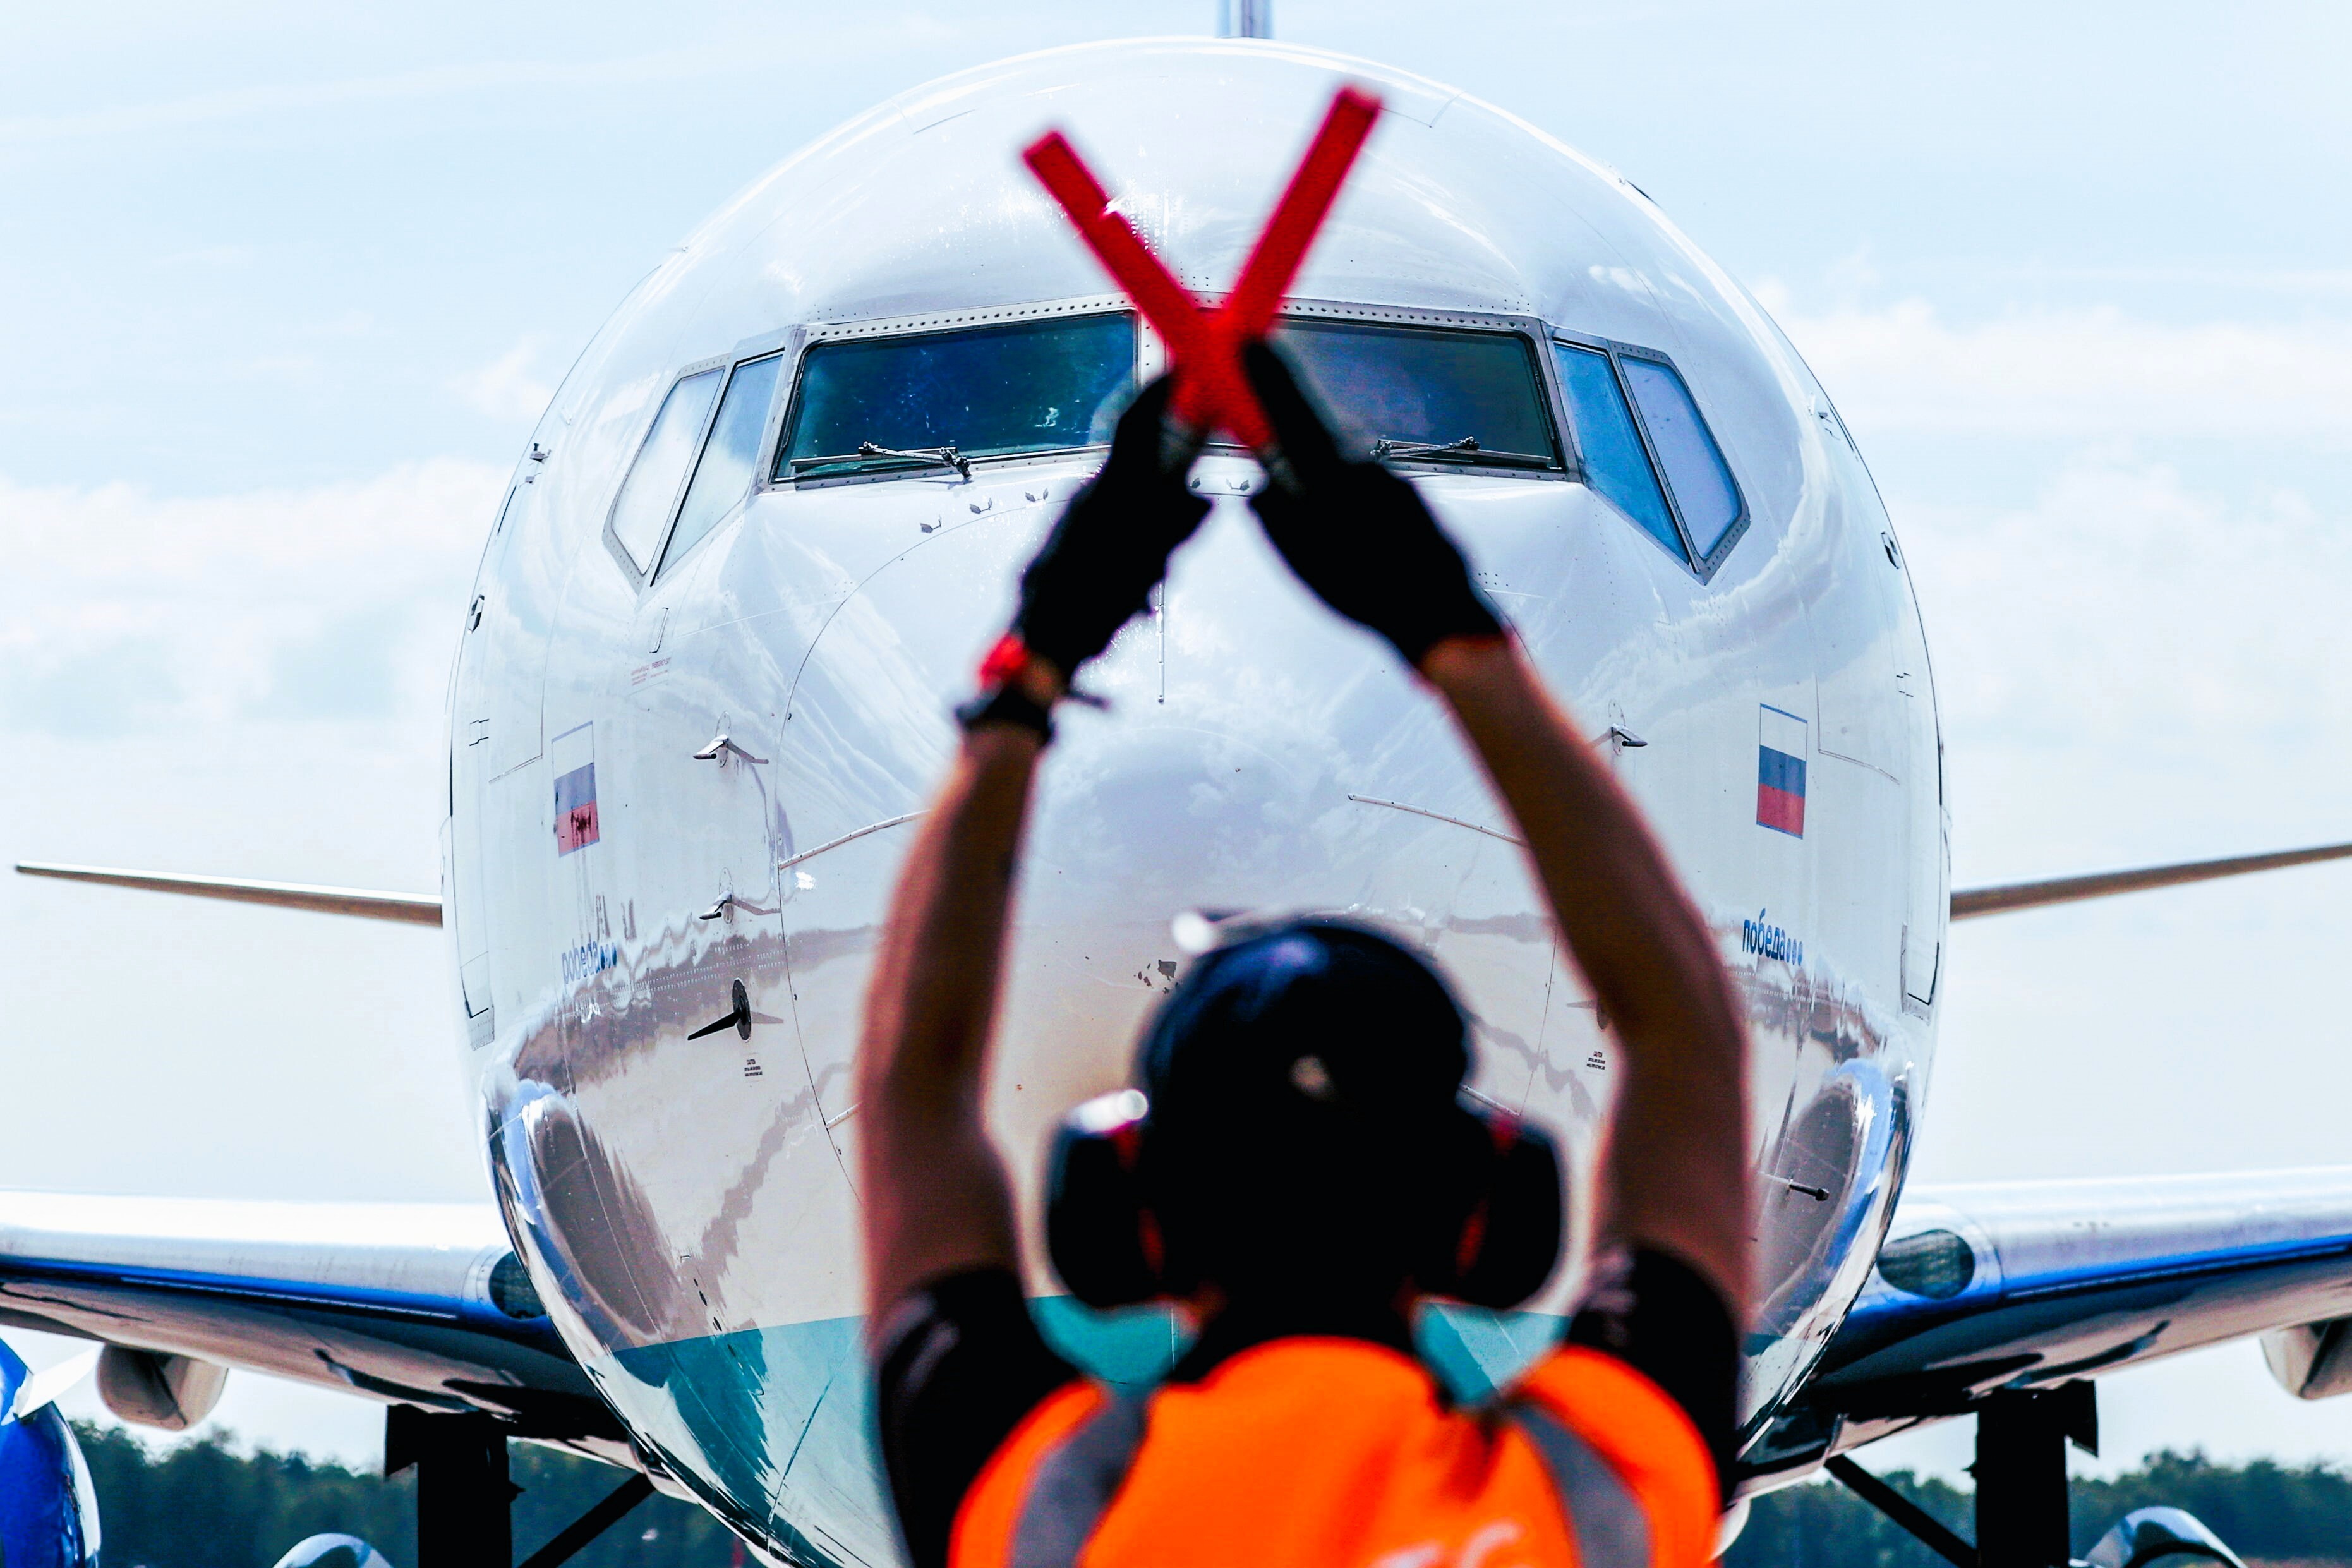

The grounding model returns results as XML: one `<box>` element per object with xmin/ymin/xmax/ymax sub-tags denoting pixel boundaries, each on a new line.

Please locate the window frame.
<box><xmin>770</xmin><ymin>296</ymin><xmax>1142</xmax><ymax>493</ymax></box>
<box><xmin>1550</xmin><ymin>329</ymin><xmax>1749</xmax><ymax>582</ymax></box>
<box><xmin>651</xmin><ymin>348</ymin><xmax>790</xmax><ymax>583</ymax></box>
<box><xmin>600</xmin><ymin>351</ymin><xmax>731</xmax><ymax>586</ymax></box>
<box><xmin>1249</xmin><ymin>300</ymin><xmax>1572</xmax><ymax>483</ymax></box>
<box><xmin>600</xmin><ymin>323</ymin><xmax>802</xmax><ymax>591</ymax></box>
<box><xmin>596</xmin><ymin>304</ymin><xmax>1748</xmax><ymax>594</ymax></box>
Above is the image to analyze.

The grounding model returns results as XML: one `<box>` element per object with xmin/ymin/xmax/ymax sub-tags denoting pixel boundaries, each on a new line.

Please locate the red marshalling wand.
<box><xmin>1022</xmin><ymin>85</ymin><xmax>1384</xmax><ymax>449</ymax></box>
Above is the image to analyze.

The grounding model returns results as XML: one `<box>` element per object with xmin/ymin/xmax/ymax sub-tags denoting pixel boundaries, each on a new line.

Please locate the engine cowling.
<box><xmin>2261</xmin><ymin>1317</ymin><xmax>2352</xmax><ymax>1399</ymax></box>
<box><xmin>0</xmin><ymin>1338</ymin><xmax>100</xmax><ymax>1568</ymax></box>
<box><xmin>94</xmin><ymin>1346</ymin><xmax>227</xmax><ymax>1432</ymax></box>
<box><xmin>269</xmin><ymin>1533</ymin><xmax>394</xmax><ymax>1568</ymax></box>
<box><xmin>2085</xmin><ymin>1507</ymin><xmax>2246</xmax><ymax>1568</ymax></box>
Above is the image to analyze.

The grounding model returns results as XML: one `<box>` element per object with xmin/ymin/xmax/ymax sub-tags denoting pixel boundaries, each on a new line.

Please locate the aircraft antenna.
<box><xmin>1218</xmin><ymin>0</ymin><xmax>1272</xmax><ymax>38</ymax></box>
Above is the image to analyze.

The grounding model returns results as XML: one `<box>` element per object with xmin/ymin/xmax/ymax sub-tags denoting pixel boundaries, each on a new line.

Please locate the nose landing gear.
<box><xmin>387</xmin><ymin>1410</ymin><xmax>513</xmax><ymax>1568</ymax></box>
<box><xmin>1975</xmin><ymin>1384</ymin><xmax>2096</xmax><ymax>1568</ymax></box>
<box><xmin>1825</xmin><ymin>1382</ymin><xmax>2246</xmax><ymax>1568</ymax></box>
<box><xmin>385</xmin><ymin>1409</ymin><xmax>656</xmax><ymax>1568</ymax></box>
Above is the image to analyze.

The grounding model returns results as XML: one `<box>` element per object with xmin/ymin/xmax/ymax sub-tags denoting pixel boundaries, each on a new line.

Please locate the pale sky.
<box><xmin>4</xmin><ymin>0</ymin><xmax>2351</xmax><ymax>1485</ymax></box>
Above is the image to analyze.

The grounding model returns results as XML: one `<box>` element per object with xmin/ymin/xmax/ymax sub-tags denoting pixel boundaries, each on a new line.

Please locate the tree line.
<box><xmin>75</xmin><ymin>1426</ymin><xmax>740</xmax><ymax>1568</ymax></box>
<box><xmin>76</xmin><ymin>1425</ymin><xmax>2352</xmax><ymax>1568</ymax></box>
<box><xmin>1729</xmin><ymin>1450</ymin><xmax>2352</xmax><ymax>1568</ymax></box>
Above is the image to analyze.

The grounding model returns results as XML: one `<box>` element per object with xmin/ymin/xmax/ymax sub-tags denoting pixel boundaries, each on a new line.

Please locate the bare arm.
<box><xmin>853</xmin><ymin>377</ymin><xmax>1207</xmax><ymax>1325</ymax></box>
<box><xmin>1240</xmin><ymin>341</ymin><xmax>1751</xmax><ymax>1312</ymax></box>
<box><xmin>855</xmin><ymin>723</ymin><xmax>1046</xmax><ymax>1320</ymax></box>
<box><xmin>1421</xmin><ymin>637</ymin><xmax>1750</xmax><ymax>1312</ymax></box>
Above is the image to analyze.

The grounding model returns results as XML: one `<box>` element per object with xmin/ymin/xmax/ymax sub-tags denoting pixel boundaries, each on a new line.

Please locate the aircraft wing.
<box><xmin>0</xmin><ymin>1191</ymin><xmax>628</xmax><ymax>1459</ymax></box>
<box><xmin>1756</xmin><ymin>1169</ymin><xmax>2352</xmax><ymax>1477</ymax></box>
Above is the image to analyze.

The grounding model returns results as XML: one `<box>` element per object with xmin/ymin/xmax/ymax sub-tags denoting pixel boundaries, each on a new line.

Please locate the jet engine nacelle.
<box><xmin>95</xmin><ymin>1345</ymin><xmax>228</xmax><ymax>1431</ymax></box>
<box><xmin>2085</xmin><ymin>1507</ymin><xmax>2247</xmax><ymax>1568</ymax></box>
<box><xmin>0</xmin><ymin>1339</ymin><xmax>100</xmax><ymax>1568</ymax></box>
<box><xmin>2259</xmin><ymin>1316</ymin><xmax>2352</xmax><ymax>1399</ymax></box>
<box><xmin>269</xmin><ymin>1533</ymin><xmax>395</xmax><ymax>1568</ymax></box>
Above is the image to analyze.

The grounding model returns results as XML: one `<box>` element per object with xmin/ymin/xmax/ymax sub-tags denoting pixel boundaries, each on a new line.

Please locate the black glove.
<box><xmin>1243</xmin><ymin>342</ymin><xmax>1504</xmax><ymax>666</ymax></box>
<box><xmin>1007</xmin><ymin>375</ymin><xmax>1210</xmax><ymax>683</ymax></box>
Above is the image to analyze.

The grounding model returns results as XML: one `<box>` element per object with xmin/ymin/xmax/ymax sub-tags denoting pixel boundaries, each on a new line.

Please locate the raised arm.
<box><xmin>856</xmin><ymin>379</ymin><xmax>1209</xmax><ymax>1322</ymax></box>
<box><xmin>1421</xmin><ymin>639</ymin><xmax>1749</xmax><ymax>1306</ymax></box>
<box><xmin>1241</xmin><ymin>344</ymin><xmax>1751</xmax><ymax>1312</ymax></box>
<box><xmin>857</xmin><ymin>721</ymin><xmax>1047</xmax><ymax>1318</ymax></box>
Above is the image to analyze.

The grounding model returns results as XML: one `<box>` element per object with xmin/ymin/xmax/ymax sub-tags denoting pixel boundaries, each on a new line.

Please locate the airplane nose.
<box><xmin>769</xmin><ymin>471</ymin><xmax>1588</xmax><ymax>1206</ymax></box>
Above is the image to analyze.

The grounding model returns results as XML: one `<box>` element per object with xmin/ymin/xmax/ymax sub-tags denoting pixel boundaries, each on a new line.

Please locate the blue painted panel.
<box><xmin>0</xmin><ymin>1341</ymin><xmax>98</xmax><ymax>1568</ymax></box>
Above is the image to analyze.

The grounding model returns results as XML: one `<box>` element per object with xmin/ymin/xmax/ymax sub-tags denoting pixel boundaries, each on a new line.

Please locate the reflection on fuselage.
<box><xmin>448</xmin><ymin>40</ymin><xmax>1942</xmax><ymax>1565</ymax></box>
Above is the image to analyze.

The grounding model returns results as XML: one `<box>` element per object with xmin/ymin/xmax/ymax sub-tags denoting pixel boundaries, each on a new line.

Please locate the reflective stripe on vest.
<box><xmin>1008</xmin><ymin>1393</ymin><xmax>1152</xmax><ymax>1568</ymax></box>
<box><xmin>950</xmin><ymin>1342</ymin><xmax>1717</xmax><ymax>1568</ymax></box>
<box><xmin>1513</xmin><ymin>1347</ymin><xmax>1720</xmax><ymax>1568</ymax></box>
<box><xmin>977</xmin><ymin>1380</ymin><xmax>1658</xmax><ymax>1568</ymax></box>
<box><xmin>1504</xmin><ymin>1399</ymin><xmax>1651</xmax><ymax>1568</ymax></box>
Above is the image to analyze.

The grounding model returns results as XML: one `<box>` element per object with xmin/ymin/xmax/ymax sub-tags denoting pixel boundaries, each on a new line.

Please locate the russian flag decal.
<box><xmin>552</xmin><ymin>722</ymin><xmax>601</xmax><ymax>855</ymax></box>
<box><xmin>1756</xmin><ymin>704</ymin><xmax>1807</xmax><ymax>838</ymax></box>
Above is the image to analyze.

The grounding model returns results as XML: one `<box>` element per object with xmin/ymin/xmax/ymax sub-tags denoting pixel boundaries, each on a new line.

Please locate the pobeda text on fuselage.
<box><xmin>448</xmin><ymin>38</ymin><xmax>1944</xmax><ymax>1566</ymax></box>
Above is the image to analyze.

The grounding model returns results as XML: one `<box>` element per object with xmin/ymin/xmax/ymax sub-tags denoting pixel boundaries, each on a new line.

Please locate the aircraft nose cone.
<box><xmin>771</xmin><ymin>476</ymin><xmax>1572</xmax><ymax>1194</ymax></box>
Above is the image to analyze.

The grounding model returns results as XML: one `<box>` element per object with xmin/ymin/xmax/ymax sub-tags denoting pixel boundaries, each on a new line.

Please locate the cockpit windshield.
<box><xmin>1270</xmin><ymin>319</ymin><xmax>1559</xmax><ymax>470</ymax></box>
<box><xmin>778</xmin><ymin>313</ymin><xmax>1137</xmax><ymax>481</ymax></box>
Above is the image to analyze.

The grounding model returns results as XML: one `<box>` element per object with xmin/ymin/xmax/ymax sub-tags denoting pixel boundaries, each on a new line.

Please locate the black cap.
<box><xmin>1131</xmin><ymin>919</ymin><xmax>1475</xmax><ymax>1294</ymax></box>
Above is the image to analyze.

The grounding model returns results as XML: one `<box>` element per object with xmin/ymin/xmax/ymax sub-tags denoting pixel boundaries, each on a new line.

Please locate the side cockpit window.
<box><xmin>1619</xmin><ymin>356</ymin><xmax>1742</xmax><ymax>560</ymax></box>
<box><xmin>610</xmin><ymin>368</ymin><xmax>724</xmax><ymax>572</ymax></box>
<box><xmin>1553</xmin><ymin>344</ymin><xmax>1680</xmax><ymax>556</ymax></box>
<box><xmin>659</xmin><ymin>353</ymin><xmax>784</xmax><ymax>578</ymax></box>
<box><xmin>1553</xmin><ymin>340</ymin><xmax>1747</xmax><ymax>573</ymax></box>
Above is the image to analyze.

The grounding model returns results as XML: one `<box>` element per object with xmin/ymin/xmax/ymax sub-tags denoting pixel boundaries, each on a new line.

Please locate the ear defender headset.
<box><xmin>1045</xmin><ymin>919</ymin><xmax>1565</xmax><ymax>1312</ymax></box>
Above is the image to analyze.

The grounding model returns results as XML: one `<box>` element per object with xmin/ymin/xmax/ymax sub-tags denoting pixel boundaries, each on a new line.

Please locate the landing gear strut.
<box><xmin>1826</xmin><ymin>1380</ymin><xmax>2097</xmax><ymax>1568</ymax></box>
<box><xmin>385</xmin><ymin>1408</ymin><xmax>656</xmax><ymax>1568</ymax></box>
<box><xmin>1975</xmin><ymin>1383</ymin><xmax>2095</xmax><ymax>1568</ymax></box>
<box><xmin>387</xmin><ymin>1410</ymin><xmax>514</xmax><ymax>1568</ymax></box>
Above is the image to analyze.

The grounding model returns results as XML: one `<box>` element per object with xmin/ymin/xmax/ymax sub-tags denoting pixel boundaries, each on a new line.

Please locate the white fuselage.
<box><xmin>446</xmin><ymin>38</ymin><xmax>1943</xmax><ymax>1564</ymax></box>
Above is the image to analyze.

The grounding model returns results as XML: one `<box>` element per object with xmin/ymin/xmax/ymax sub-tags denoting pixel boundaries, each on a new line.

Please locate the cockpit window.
<box><xmin>658</xmin><ymin>352</ymin><xmax>783</xmax><ymax>578</ymax></box>
<box><xmin>1619</xmin><ymin>356</ymin><xmax>1743</xmax><ymax>559</ymax></box>
<box><xmin>1553</xmin><ymin>343</ymin><xmax>1681</xmax><ymax>558</ymax></box>
<box><xmin>611</xmin><ymin>368</ymin><xmax>724</xmax><ymax>570</ymax></box>
<box><xmin>778</xmin><ymin>313</ymin><xmax>1136</xmax><ymax>481</ymax></box>
<box><xmin>1272</xmin><ymin>320</ymin><xmax>1558</xmax><ymax>469</ymax></box>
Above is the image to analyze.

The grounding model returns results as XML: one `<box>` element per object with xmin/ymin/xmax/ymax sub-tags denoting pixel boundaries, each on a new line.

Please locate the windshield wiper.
<box><xmin>1373</xmin><ymin>435</ymin><xmax>1480</xmax><ymax>461</ymax></box>
<box><xmin>1370</xmin><ymin>435</ymin><xmax>1552</xmax><ymax>469</ymax></box>
<box><xmin>791</xmin><ymin>442</ymin><xmax>972</xmax><ymax>479</ymax></box>
<box><xmin>855</xmin><ymin>441</ymin><xmax>972</xmax><ymax>478</ymax></box>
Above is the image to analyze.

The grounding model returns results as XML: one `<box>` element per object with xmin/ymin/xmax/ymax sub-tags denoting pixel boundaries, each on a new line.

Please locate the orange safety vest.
<box><xmin>950</xmin><ymin>1337</ymin><xmax>1718</xmax><ymax>1568</ymax></box>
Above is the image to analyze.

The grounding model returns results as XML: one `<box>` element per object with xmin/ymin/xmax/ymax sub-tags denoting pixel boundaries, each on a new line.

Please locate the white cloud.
<box><xmin>1902</xmin><ymin>453</ymin><xmax>2352</xmax><ymax>751</ymax></box>
<box><xmin>1759</xmin><ymin>289</ymin><xmax>2352</xmax><ymax>440</ymax></box>
<box><xmin>453</xmin><ymin>339</ymin><xmax>556</xmax><ymax>425</ymax></box>
<box><xmin>0</xmin><ymin>18</ymin><xmax>968</xmax><ymax>151</ymax></box>
<box><xmin>0</xmin><ymin>54</ymin><xmax>738</xmax><ymax>148</ymax></box>
<box><xmin>1748</xmin><ymin>279</ymin><xmax>2352</xmax><ymax>860</ymax></box>
<box><xmin>0</xmin><ymin>459</ymin><xmax>503</xmax><ymax>735</ymax></box>
<box><xmin>1985</xmin><ymin>263</ymin><xmax>2352</xmax><ymax>297</ymax></box>
<box><xmin>1891</xmin><ymin>450</ymin><xmax>2352</xmax><ymax>865</ymax></box>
